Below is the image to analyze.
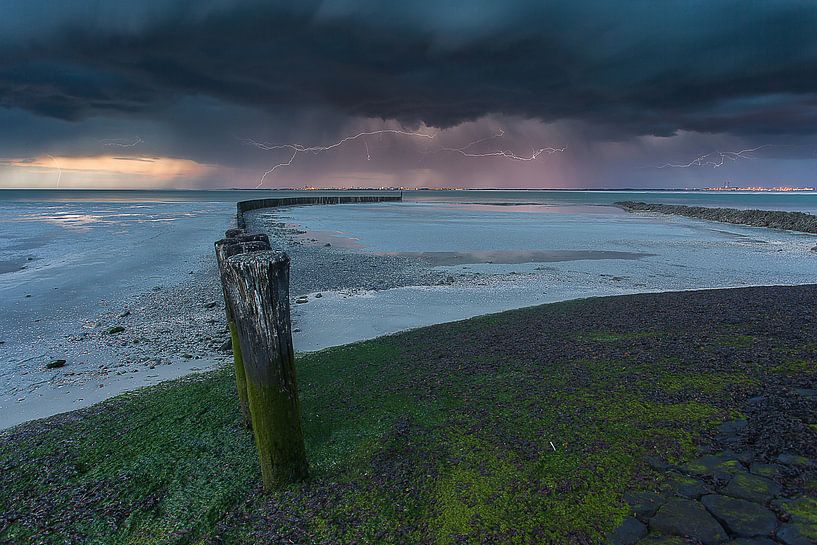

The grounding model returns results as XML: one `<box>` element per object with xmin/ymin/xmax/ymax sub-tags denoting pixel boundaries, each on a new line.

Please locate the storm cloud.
<box><xmin>2</xmin><ymin>0</ymin><xmax>817</xmax><ymax>188</ymax></box>
<box><xmin>2</xmin><ymin>0</ymin><xmax>817</xmax><ymax>135</ymax></box>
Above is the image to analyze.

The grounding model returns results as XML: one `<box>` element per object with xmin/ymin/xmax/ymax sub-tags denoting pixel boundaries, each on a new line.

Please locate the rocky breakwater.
<box><xmin>605</xmin><ymin>387</ymin><xmax>817</xmax><ymax>545</ymax></box>
<box><xmin>616</xmin><ymin>201</ymin><xmax>817</xmax><ymax>240</ymax></box>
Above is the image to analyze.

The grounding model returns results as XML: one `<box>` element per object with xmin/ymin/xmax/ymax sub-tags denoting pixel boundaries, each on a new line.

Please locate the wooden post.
<box><xmin>215</xmin><ymin>237</ymin><xmax>271</xmax><ymax>428</ymax></box>
<box><xmin>223</xmin><ymin>250</ymin><xmax>309</xmax><ymax>489</ymax></box>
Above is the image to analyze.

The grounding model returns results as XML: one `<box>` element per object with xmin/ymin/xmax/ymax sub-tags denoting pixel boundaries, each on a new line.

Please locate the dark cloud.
<box><xmin>2</xmin><ymin>0</ymin><xmax>817</xmax><ymax>137</ymax></box>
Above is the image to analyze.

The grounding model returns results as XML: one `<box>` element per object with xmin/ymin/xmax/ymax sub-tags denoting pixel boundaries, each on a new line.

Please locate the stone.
<box><xmin>794</xmin><ymin>388</ymin><xmax>817</xmax><ymax>398</ymax></box>
<box><xmin>772</xmin><ymin>497</ymin><xmax>817</xmax><ymax>525</ymax></box>
<box><xmin>649</xmin><ymin>498</ymin><xmax>728</xmax><ymax>545</ymax></box>
<box><xmin>701</xmin><ymin>494</ymin><xmax>777</xmax><ymax>537</ymax></box>
<box><xmin>607</xmin><ymin>516</ymin><xmax>648</xmax><ymax>545</ymax></box>
<box><xmin>219</xmin><ymin>338</ymin><xmax>232</xmax><ymax>351</ymax></box>
<box><xmin>777</xmin><ymin>523</ymin><xmax>817</xmax><ymax>545</ymax></box>
<box><xmin>645</xmin><ymin>456</ymin><xmax>670</xmax><ymax>471</ymax></box>
<box><xmin>203</xmin><ymin>301</ymin><xmax>219</xmax><ymax>309</ymax></box>
<box><xmin>315</xmin><ymin>293</ymin><xmax>323</xmax><ymax>298</ymax></box>
<box><xmin>46</xmin><ymin>359</ymin><xmax>66</xmax><ymax>369</ymax></box>
<box><xmin>750</xmin><ymin>463</ymin><xmax>783</xmax><ymax>479</ymax></box>
<box><xmin>118</xmin><ymin>310</ymin><xmax>131</xmax><ymax>318</ymax></box>
<box><xmin>295</xmin><ymin>296</ymin><xmax>309</xmax><ymax>304</ymax></box>
<box><xmin>625</xmin><ymin>490</ymin><xmax>665</xmax><ymax>519</ymax></box>
<box><xmin>717</xmin><ymin>419</ymin><xmax>748</xmax><ymax>433</ymax></box>
<box><xmin>722</xmin><ymin>472</ymin><xmax>781</xmax><ymax>503</ymax></box>
<box><xmin>667</xmin><ymin>472</ymin><xmax>710</xmax><ymax>499</ymax></box>
<box><xmin>107</xmin><ymin>326</ymin><xmax>125</xmax><ymax>334</ymax></box>
<box><xmin>635</xmin><ymin>535</ymin><xmax>687</xmax><ymax>545</ymax></box>
<box><xmin>679</xmin><ymin>454</ymin><xmax>746</xmax><ymax>479</ymax></box>
<box><xmin>777</xmin><ymin>454</ymin><xmax>814</xmax><ymax>468</ymax></box>
<box><xmin>725</xmin><ymin>539</ymin><xmax>777</xmax><ymax>545</ymax></box>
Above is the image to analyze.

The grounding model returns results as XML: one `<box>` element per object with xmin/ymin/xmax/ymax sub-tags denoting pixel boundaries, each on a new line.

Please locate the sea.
<box><xmin>2</xmin><ymin>188</ymin><xmax>816</xmax><ymax>425</ymax></box>
<box><xmin>2</xmin><ymin>188</ymin><xmax>816</xmax><ymax>342</ymax></box>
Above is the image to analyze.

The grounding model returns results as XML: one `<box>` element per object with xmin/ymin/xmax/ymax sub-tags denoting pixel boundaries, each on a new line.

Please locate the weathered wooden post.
<box><xmin>215</xmin><ymin>234</ymin><xmax>271</xmax><ymax>428</ymax></box>
<box><xmin>223</xmin><ymin>250</ymin><xmax>309</xmax><ymax>489</ymax></box>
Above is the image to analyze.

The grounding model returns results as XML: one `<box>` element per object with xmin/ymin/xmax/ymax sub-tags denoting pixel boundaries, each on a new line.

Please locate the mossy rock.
<box><xmin>107</xmin><ymin>326</ymin><xmax>125</xmax><ymax>334</ymax></box>
<box><xmin>700</xmin><ymin>494</ymin><xmax>777</xmax><ymax>538</ymax></box>
<box><xmin>722</xmin><ymin>472</ymin><xmax>781</xmax><ymax>503</ymax></box>
<box><xmin>777</xmin><ymin>522</ymin><xmax>817</xmax><ymax>545</ymax></box>
<box><xmin>648</xmin><ymin>498</ymin><xmax>728</xmax><ymax>545</ymax></box>
<box><xmin>624</xmin><ymin>490</ymin><xmax>665</xmax><ymax>519</ymax></box>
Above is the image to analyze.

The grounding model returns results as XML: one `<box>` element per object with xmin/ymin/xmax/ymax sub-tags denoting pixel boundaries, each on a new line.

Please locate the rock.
<box><xmin>771</xmin><ymin>497</ymin><xmax>817</xmax><ymax>525</ymax></box>
<box><xmin>119</xmin><ymin>310</ymin><xmax>131</xmax><ymax>318</ymax></box>
<box><xmin>667</xmin><ymin>472</ymin><xmax>710</xmax><ymax>499</ymax></box>
<box><xmin>324</xmin><ymin>243</ymin><xmax>331</xmax><ymax>247</ymax></box>
<box><xmin>701</xmin><ymin>494</ymin><xmax>777</xmax><ymax>537</ymax></box>
<box><xmin>725</xmin><ymin>539</ymin><xmax>777</xmax><ymax>545</ymax></box>
<box><xmin>649</xmin><ymin>498</ymin><xmax>728</xmax><ymax>545</ymax></box>
<box><xmin>777</xmin><ymin>454</ymin><xmax>814</xmax><ymax>468</ymax></box>
<box><xmin>635</xmin><ymin>535</ymin><xmax>687</xmax><ymax>545</ymax></box>
<box><xmin>793</xmin><ymin>388</ymin><xmax>817</xmax><ymax>398</ymax></box>
<box><xmin>25</xmin><ymin>294</ymin><xmax>31</xmax><ymax>298</ymax></box>
<box><xmin>777</xmin><ymin>523</ymin><xmax>817</xmax><ymax>545</ymax></box>
<box><xmin>607</xmin><ymin>517</ymin><xmax>648</xmax><ymax>545</ymax></box>
<box><xmin>722</xmin><ymin>472</ymin><xmax>781</xmax><ymax>503</ymax></box>
<box><xmin>182</xmin><ymin>354</ymin><xmax>193</xmax><ymax>359</ymax></box>
<box><xmin>749</xmin><ymin>463</ymin><xmax>783</xmax><ymax>479</ymax></box>
<box><xmin>219</xmin><ymin>338</ymin><xmax>232</xmax><ymax>351</ymax></box>
<box><xmin>203</xmin><ymin>301</ymin><xmax>219</xmax><ymax>309</ymax></box>
<box><xmin>45</xmin><ymin>359</ymin><xmax>66</xmax><ymax>369</ymax></box>
<box><xmin>625</xmin><ymin>490</ymin><xmax>665</xmax><ymax>519</ymax></box>
<box><xmin>645</xmin><ymin>456</ymin><xmax>670</xmax><ymax>471</ymax></box>
<box><xmin>107</xmin><ymin>326</ymin><xmax>126</xmax><ymax>335</ymax></box>
<box><xmin>295</xmin><ymin>296</ymin><xmax>309</xmax><ymax>304</ymax></box>
<box><xmin>679</xmin><ymin>454</ymin><xmax>746</xmax><ymax>479</ymax></box>
<box><xmin>315</xmin><ymin>293</ymin><xmax>323</xmax><ymax>298</ymax></box>
<box><xmin>716</xmin><ymin>419</ymin><xmax>748</xmax><ymax>437</ymax></box>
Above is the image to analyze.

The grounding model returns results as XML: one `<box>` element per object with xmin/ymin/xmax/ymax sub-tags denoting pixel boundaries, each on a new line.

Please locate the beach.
<box><xmin>2</xmin><ymin>190</ymin><xmax>817</xmax><ymax>427</ymax></box>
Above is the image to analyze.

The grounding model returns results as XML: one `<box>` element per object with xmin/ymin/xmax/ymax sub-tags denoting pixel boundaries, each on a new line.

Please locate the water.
<box><xmin>2</xmin><ymin>187</ymin><xmax>817</xmax><ymax>211</ymax></box>
<box><xmin>1</xmin><ymin>188</ymin><xmax>816</xmax><ymax>425</ymax></box>
<box><xmin>269</xmin><ymin>196</ymin><xmax>816</xmax><ymax>350</ymax></box>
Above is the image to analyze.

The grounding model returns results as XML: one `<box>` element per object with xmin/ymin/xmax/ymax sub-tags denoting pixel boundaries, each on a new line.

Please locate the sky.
<box><xmin>2</xmin><ymin>0</ymin><xmax>817</xmax><ymax>189</ymax></box>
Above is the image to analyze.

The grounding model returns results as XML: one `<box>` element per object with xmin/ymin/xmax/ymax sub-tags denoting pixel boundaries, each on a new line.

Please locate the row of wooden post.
<box><xmin>214</xmin><ymin>229</ymin><xmax>309</xmax><ymax>490</ymax></box>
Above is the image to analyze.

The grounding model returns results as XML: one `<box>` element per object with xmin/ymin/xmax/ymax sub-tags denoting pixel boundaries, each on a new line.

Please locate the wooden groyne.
<box><xmin>217</xmin><ymin>193</ymin><xmax>402</xmax><ymax>489</ymax></box>
<box><xmin>236</xmin><ymin>194</ymin><xmax>402</xmax><ymax>229</ymax></box>
<box><xmin>617</xmin><ymin>201</ymin><xmax>817</xmax><ymax>235</ymax></box>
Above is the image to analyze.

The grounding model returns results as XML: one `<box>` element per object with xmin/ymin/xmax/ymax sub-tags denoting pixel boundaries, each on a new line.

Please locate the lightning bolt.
<box><xmin>653</xmin><ymin>145</ymin><xmax>775</xmax><ymax>169</ymax></box>
<box><xmin>244</xmin><ymin>127</ymin><xmax>566</xmax><ymax>188</ymax></box>
<box><xmin>243</xmin><ymin>129</ymin><xmax>436</xmax><ymax>188</ymax></box>
<box><xmin>45</xmin><ymin>154</ymin><xmax>62</xmax><ymax>187</ymax></box>
<box><xmin>441</xmin><ymin>129</ymin><xmax>566</xmax><ymax>161</ymax></box>
<box><xmin>100</xmin><ymin>137</ymin><xmax>144</xmax><ymax>148</ymax></box>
